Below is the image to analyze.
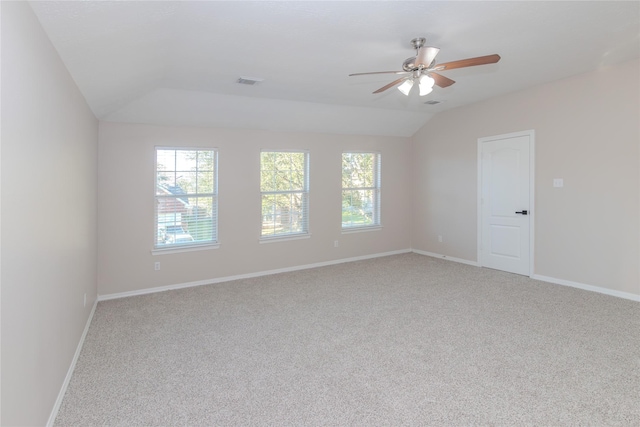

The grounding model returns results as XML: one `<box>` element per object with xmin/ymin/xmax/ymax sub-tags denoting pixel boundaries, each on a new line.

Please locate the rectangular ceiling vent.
<box><xmin>237</xmin><ymin>76</ymin><xmax>264</xmax><ymax>85</ymax></box>
<box><xmin>424</xmin><ymin>100</ymin><xmax>442</xmax><ymax>105</ymax></box>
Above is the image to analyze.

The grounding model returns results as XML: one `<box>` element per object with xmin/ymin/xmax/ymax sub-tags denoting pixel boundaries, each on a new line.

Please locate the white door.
<box><xmin>479</xmin><ymin>131</ymin><xmax>533</xmax><ymax>276</ymax></box>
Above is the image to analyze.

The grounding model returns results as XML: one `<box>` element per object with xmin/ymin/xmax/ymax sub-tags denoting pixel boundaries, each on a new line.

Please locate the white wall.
<box><xmin>412</xmin><ymin>59</ymin><xmax>640</xmax><ymax>296</ymax></box>
<box><xmin>98</xmin><ymin>122</ymin><xmax>412</xmax><ymax>296</ymax></box>
<box><xmin>1</xmin><ymin>2</ymin><xmax>98</xmax><ymax>425</ymax></box>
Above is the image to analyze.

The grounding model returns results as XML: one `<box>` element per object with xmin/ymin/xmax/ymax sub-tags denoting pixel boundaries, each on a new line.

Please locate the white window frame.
<box><xmin>341</xmin><ymin>151</ymin><xmax>381</xmax><ymax>232</ymax></box>
<box><xmin>259</xmin><ymin>150</ymin><xmax>310</xmax><ymax>241</ymax></box>
<box><xmin>153</xmin><ymin>147</ymin><xmax>219</xmax><ymax>254</ymax></box>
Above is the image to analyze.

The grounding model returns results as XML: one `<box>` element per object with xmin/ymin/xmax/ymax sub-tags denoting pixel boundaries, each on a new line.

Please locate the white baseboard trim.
<box><xmin>532</xmin><ymin>274</ymin><xmax>640</xmax><ymax>302</ymax></box>
<box><xmin>413</xmin><ymin>250</ymin><xmax>639</xmax><ymax>302</ymax></box>
<box><xmin>46</xmin><ymin>300</ymin><xmax>98</xmax><ymax>427</ymax></box>
<box><xmin>98</xmin><ymin>248</ymin><xmax>413</xmax><ymax>301</ymax></box>
<box><xmin>412</xmin><ymin>249</ymin><xmax>480</xmax><ymax>267</ymax></box>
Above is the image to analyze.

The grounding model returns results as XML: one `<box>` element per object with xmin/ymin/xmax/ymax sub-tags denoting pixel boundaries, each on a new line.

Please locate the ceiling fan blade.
<box><xmin>415</xmin><ymin>46</ymin><xmax>440</xmax><ymax>68</ymax></box>
<box><xmin>433</xmin><ymin>54</ymin><xmax>501</xmax><ymax>71</ymax></box>
<box><xmin>349</xmin><ymin>71</ymin><xmax>410</xmax><ymax>76</ymax></box>
<box><xmin>373</xmin><ymin>77</ymin><xmax>408</xmax><ymax>94</ymax></box>
<box><xmin>430</xmin><ymin>72</ymin><xmax>455</xmax><ymax>88</ymax></box>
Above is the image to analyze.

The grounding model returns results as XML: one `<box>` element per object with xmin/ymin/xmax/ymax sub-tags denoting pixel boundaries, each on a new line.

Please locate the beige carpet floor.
<box><xmin>55</xmin><ymin>253</ymin><xmax>639</xmax><ymax>426</ymax></box>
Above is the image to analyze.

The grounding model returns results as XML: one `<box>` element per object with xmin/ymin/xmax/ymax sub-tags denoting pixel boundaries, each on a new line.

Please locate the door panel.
<box><xmin>490</xmin><ymin>225</ymin><xmax>520</xmax><ymax>258</ymax></box>
<box><xmin>480</xmin><ymin>133</ymin><xmax>531</xmax><ymax>275</ymax></box>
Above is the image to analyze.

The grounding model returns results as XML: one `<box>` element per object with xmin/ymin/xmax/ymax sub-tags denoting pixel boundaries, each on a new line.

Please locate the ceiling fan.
<box><xmin>349</xmin><ymin>37</ymin><xmax>500</xmax><ymax>96</ymax></box>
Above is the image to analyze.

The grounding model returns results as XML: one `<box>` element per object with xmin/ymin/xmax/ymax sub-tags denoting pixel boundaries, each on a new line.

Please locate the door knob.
<box><xmin>515</xmin><ymin>210</ymin><xmax>528</xmax><ymax>215</ymax></box>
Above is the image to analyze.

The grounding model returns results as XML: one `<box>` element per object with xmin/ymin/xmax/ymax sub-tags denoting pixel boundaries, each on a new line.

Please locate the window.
<box><xmin>260</xmin><ymin>150</ymin><xmax>309</xmax><ymax>239</ymax></box>
<box><xmin>342</xmin><ymin>152</ymin><xmax>381</xmax><ymax>229</ymax></box>
<box><xmin>155</xmin><ymin>148</ymin><xmax>218</xmax><ymax>249</ymax></box>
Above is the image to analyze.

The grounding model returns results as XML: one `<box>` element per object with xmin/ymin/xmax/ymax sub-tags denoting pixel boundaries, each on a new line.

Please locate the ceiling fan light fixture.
<box><xmin>420</xmin><ymin>75</ymin><xmax>435</xmax><ymax>88</ymax></box>
<box><xmin>419</xmin><ymin>75</ymin><xmax>435</xmax><ymax>96</ymax></box>
<box><xmin>397</xmin><ymin>79</ymin><xmax>414</xmax><ymax>96</ymax></box>
<box><xmin>419</xmin><ymin>84</ymin><xmax>433</xmax><ymax>97</ymax></box>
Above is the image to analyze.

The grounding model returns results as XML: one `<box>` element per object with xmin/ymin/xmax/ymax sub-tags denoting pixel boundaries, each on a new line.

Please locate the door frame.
<box><xmin>477</xmin><ymin>129</ymin><xmax>535</xmax><ymax>277</ymax></box>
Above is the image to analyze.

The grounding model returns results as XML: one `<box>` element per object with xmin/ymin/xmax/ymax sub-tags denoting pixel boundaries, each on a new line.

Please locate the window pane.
<box><xmin>342</xmin><ymin>153</ymin><xmax>354</xmax><ymax>188</ymax></box>
<box><xmin>197</xmin><ymin>171</ymin><xmax>214</xmax><ymax>194</ymax></box>
<box><xmin>342</xmin><ymin>152</ymin><xmax>379</xmax><ymax>229</ymax></box>
<box><xmin>155</xmin><ymin>148</ymin><xmax>218</xmax><ymax>248</ymax></box>
<box><xmin>175</xmin><ymin>150</ymin><xmax>196</xmax><ymax>172</ymax></box>
<box><xmin>260</xmin><ymin>152</ymin><xmax>276</xmax><ymax>173</ymax></box>
<box><xmin>261</xmin><ymin>152</ymin><xmax>305</xmax><ymax>192</ymax></box>
<box><xmin>176</xmin><ymin>172</ymin><xmax>197</xmax><ymax>194</ymax></box>
<box><xmin>261</xmin><ymin>194</ymin><xmax>278</xmax><ymax>236</ymax></box>
<box><xmin>183</xmin><ymin>196</ymin><xmax>215</xmax><ymax>242</ymax></box>
<box><xmin>197</xmin><ymin>150</ymin><xmax>214</xmax><ymax>172</ymax></box>
<box><xmin>157</xmin><ymin>150</ymin><xmax>176</xmax><ymax>172</ymax></box>
<box><xmin>342</xmin><ymin>189</ymin><xmax>375</xmax><ymax>227</ymax></box>
<box><xmin>261</xmin><ymin>170</ymin><xmax>274</xmax><ymax>192</ymax></box>
<box><xmin>157</xmin><ymin>171</ymin><xmax>176</xmax><ymax>191</ymax></box>
<box><xmin>260</xmin><ymin>150</ymin><xmax>309</xmax><ymax>238</ymax></box>
<box><xmin>275</xmin><ymin>170</ymin><xmax>291</xmax><ymax>191</ymax></box>
<box><xmin>290</xmin><ymin>167</ymin><xmax>304</xmax><ymax>190</ymax></box>
<box><xmin>262</xmin><ymin>192</ymin><xmax>305</xmax><ymax>236</ymax></box>
<box><xmin>156</xmin><ymin>196</ymin><xmax>189</xmax><ymax>244</ymax></box>
<box><xmin>342</xmin><ymin>153</ymin><xmax>374</xmax><ymax>188</ymax></box>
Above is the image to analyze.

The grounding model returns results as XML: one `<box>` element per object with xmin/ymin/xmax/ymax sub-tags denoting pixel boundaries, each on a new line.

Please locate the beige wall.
<box><xmin>412</xmin><ymin>59</ymin><xmax>640</xmax><ymax>296</ymax></box>
<box><xmin>2</xmin><ymin>3</ymin><xmax>636</xmax><ymax>423</ymax></box>
<box><xmin>1</xmin><ymin>2</ymin><xmax>99</xmax><ymax>426</ymax></box>
<box><xmin>98</xmin><ymin>122</ymin><xmax>412</xmax><ymax>296</ymax></box>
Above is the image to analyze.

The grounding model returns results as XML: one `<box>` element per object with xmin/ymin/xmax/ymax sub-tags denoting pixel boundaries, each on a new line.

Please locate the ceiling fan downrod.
<box><xmin>410</xmin><ymin>37</ymin><xmax>426</xmax><ymax>51</ymax></box>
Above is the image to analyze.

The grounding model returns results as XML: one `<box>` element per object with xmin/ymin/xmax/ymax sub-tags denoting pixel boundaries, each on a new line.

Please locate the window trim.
<box><xmin>151</xmin><ymin>242</ymin><xmax>220</xmax><ymax>256</ymax></box>
<box><xmin>341</xmin><ymin>225</ymin><xmax>382</xmax><ymax>235</ymax></box>
<box><xmin>259</xmin><ymin>149</ymin><xmax>310</xmax><ymax>240</ymax></box>
<box><xmin>341</xmin><ymin>151</ymin><xmax>381</xmax><ymax>230</ymax></box>
<box><xmin>154</xmin><ymin>146</ymin><xmax>219</xmax><ymax>251</ymax></box>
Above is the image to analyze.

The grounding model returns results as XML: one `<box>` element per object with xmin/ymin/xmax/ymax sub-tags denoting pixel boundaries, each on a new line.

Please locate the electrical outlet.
<box><xmin>334</xmin><ymin>240</ymin><xmax>339</xmax><ymax>248</ymax></box>
<box><xmin>438</xmin><ymin>235</ymin><xmax>443</xmax><ymax>243</ymax></box>
<box><xmin>83</xmin><ymin>293</ymin><xmax>86</xmax><ymax>307</ymax></box>
<box><xmin>154</xmin><ymin>261</ymin><xmax>161</xmax><ymax>271</ymax></box>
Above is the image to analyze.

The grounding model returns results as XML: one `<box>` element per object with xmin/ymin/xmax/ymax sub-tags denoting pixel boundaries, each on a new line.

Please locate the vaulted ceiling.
<box><xmin>29</xmin><ymin>1</ymin><xmax>640</xmax><ymax>137</ymax></box>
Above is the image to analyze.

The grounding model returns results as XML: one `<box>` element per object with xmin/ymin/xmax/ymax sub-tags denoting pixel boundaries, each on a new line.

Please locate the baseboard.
<box><xmin>412</xmin><ymin>249</ymin><xmax>480</xmax><ymax>267</ymax></box>
<box><xmin>532</xmin><ymin>274</ymin><xmax>640</xmax><ymax>302</ymax></box>
<box><xmin>46</xmin><ymin>299</ymin><xmax>98</xmax><ymax>427</ymax></box>
<box><xmin>413</xmin><ymin>250</ymin><xmax>639</xmax><ymax>302</ymax></box>
<box><xmin>97</xmin><ymin>248</ymin><xmax>638</xmax><ymax>303</ymax></box>
<box><xmin>98</xmin><ymin>248</ymin><xmax>413</xmax><ymax>301</ymax></box>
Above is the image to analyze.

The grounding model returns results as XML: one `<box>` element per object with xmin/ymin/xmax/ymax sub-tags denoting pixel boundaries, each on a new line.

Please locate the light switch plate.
<box><xmin>553</xmin><ymin>178</ymin><xmax>564</xmax><ymax>188</ymax></box>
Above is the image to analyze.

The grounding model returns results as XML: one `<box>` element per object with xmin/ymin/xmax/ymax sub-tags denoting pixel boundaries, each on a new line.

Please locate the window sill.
<box><xmin>259</xmin><ymin>234</ymin><xmax>311</xmax><ymax>244</ymax></box>
<box><xmin>152</xmin><ymin>243</ymin><xmax>220</xmax><ymax>256</ymax></box>
<box><xmin>341</xmin><ymin>226</ymin><xmax>382</xmax><ymax>234</ymax></box>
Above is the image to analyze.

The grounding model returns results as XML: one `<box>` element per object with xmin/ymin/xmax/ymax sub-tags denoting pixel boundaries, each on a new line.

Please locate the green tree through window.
<box><xmin>342</xmin><ymin>152</ymin><xmax>381</xmax><ymax>229</ymax></box>
<box><xmin>260</xmin><ymin>151</ymin><xmax>309</xmax><ymax>238</ymax></box>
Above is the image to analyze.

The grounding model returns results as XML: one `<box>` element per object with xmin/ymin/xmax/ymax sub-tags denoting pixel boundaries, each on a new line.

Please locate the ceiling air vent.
<box><xmin>237</xmin><ymin>76</ymin><xmax>263</xmax><ymax>85</ymax></box>
<box><xmin>424</xmin><ymin>100</ymin><xmax>442</xmax><ymax>105</ymax></box>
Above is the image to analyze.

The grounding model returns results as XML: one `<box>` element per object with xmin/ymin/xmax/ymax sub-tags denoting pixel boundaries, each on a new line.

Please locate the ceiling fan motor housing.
<box><xmin>403</xmin><ymin>57</ymin><xmax>417</xmax><ymax>71</ymax></box>
<box><xmin>404</xmin><ymin>38</ymin><xmax>427</xmax><ymax>71</ymax></box>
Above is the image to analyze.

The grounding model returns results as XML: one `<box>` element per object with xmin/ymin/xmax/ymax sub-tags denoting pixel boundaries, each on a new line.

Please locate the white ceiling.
<box><xmin>29</xmin><ymin>1</ymin><xmax>640</xmax><ymax>137</ymax></box>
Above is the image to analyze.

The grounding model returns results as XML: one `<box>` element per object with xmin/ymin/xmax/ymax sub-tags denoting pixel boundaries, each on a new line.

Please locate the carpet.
<box><xmin>55</xmin><ymin>253</ymin><xmax>640</xmax><ymax>426</ymax></box>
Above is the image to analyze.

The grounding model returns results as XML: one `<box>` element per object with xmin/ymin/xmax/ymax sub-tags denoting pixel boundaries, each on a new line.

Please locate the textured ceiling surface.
<box><xmin>29</xmin><ymin>1</ymin><xmax>640</xmax><ymax>137</ymax></box>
